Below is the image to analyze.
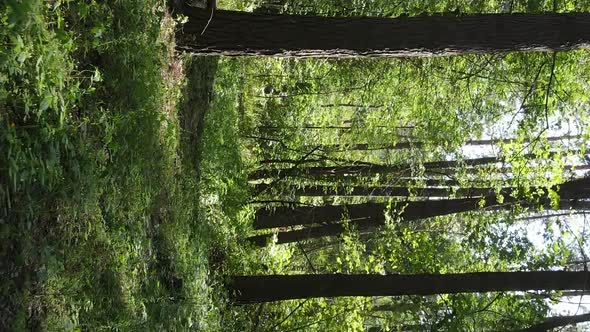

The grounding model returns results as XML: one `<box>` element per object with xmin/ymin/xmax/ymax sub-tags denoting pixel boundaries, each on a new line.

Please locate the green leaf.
<box><xmin>17</xmin><ymin>51</ymin><xmax>29</xmax><ymax>64</ymax></box>
<box><xmin>40</xmin><ymin>94</ymin><xmax>52</xmax><ymax>111</ymax></box>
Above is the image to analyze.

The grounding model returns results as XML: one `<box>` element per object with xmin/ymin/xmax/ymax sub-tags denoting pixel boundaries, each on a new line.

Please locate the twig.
<box><xmin>200</xmin><ymin>2</ymin><xmax>215</xmax><ymax>35</ymax></box>
<box><xmin>544</xmin><ymin>52</ymin><xmax>558</xmax><ymax>130</ymax></box>
<box><xmin>268</xmin><ymin>299</ymin><xmax>310</xmax><ymax>331</ymax></box>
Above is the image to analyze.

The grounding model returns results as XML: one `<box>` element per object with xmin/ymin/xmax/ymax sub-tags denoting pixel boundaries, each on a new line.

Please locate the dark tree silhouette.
<box><xmin>249</xmin><ymin>150</ymin><xmax>581</xmax><ymax>180</ymax></box>
<box><xmin>255</xmin><ymin>183</ymin><xmax>499</xmax><ymax>198</ymax></box>
<box><xmin>308</xmin><ymin>134</ymin><xmax>582</xmax><ymax>152</ymax></box>
<box><xmin>229</xmin><ymin>271</ymin><xmax>590</xmax><ymax>304</ymax></box>
<box><xmin>517</xmin><ymin>312</ymin><xmax>590</xmax><ymax>332</ymax></box>
<box><xmin>249</xmin><ymin>177</ymin><xmax>590</xmax><ymax>246</ymax></box>
<box><xmin>177</xmin><ymin>8</ymin><xmax>590</xmax><ymax>57</ymax></box>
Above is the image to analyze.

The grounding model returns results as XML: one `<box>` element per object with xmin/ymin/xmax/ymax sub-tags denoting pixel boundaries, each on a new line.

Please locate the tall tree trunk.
<box><xmin>255</xmin><ymin>183</ymin><xmax>497</xmax><ymax>197</ymax></box>
<box><xmin>560</xmin><ymin>290</ymin><xmax>590</xmax><ymax>297</ymax></box>
<box><xmin>251</xmin><ymin>198</ymin><xmax>590</xmax><ymax>246</ymax></box>
<box><xmin>256</xmin><ymin>124</ymin><xmax>408</xmax><ymax>130</ymax></box>
<box><xmin>228</xmin><ymin>271</ymin><xmax>590</xmax><ymax>304</ymax></box>
<box><xmin>249</xmin><ymin>155</ymin><xmax>502</xmax><ymax>180</ymax></box>
<box><xmin>248</xmin><ymin>177</ymin><xmax>590</xmax><ymax>245</ymax></box>
<box><xmin>177</xmin><ymin>9</ymin><xmax>590</xmax><ymax>57</ymax></box>
<box><xmin>256</xmin><ymin>165</ymin><xmax>590</xmax><ymax>196</ymax></box>
<box><xmin>367</xmin><ymin>325</ymin><xmax>422</xmax><ymax>332</ymax></box>
<box><xmin>321</xmin><ymin>103</ymin><xmax>384</xmax><ymax>109</ymax></box>
<box><xmin>516</xmin><ymin>313</ymin><xmax>590</xmax><ymax>332</ymax></box>
<box><xmin>254</xmin><ymin>177</ymin><xmax>590</xmax><ymax>229</ymax></box>
<box><xmin>253</xmin><ymin>163</ymin><xmax>589</xmax><ymax>180</ymax></box>
<box><xmin>311</xmin><ymin>134</ymin><xmax>582</xmax><ymax>152</ymax></box>
<box><xmin>253</xmin><ymin>197</ymin><xmax>489</xmax><ymax>230</ymax></box>
<box><xmin>372</xmin><ymin>302</ymin><xmax>422</xmax><ymax>312</ymax></box>
<box><xmin>249</xmin><ymin>150</ymin><xmax>580</xmax><ymax>180</ymax></box>
<box><xmin>248</xmin><ymin>199</ymin><xmax>590</xmax><ymax>246</ymax></box>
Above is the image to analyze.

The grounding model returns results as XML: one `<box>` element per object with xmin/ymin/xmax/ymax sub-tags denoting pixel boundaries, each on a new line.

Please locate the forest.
<box><xmin>2</xmin><ymin>0</ymin><xmax>590</xmax><ymax>331</ymax></box>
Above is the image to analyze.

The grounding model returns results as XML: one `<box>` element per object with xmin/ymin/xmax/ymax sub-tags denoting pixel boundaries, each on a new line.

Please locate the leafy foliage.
<box><xmin>1</xmin><ymin>0</ymin><xmax>247</xmax><ymax>330</ymax></box>
<box><xmin>4</xmin><ymin>0</ymin><xmax>590</xmax><ymax>331</ymax></box>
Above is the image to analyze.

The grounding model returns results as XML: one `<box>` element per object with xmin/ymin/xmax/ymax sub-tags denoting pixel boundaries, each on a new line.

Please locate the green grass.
<box><xmin>1</xmin><ymin>1</ymin><xmax>257</xmax><ymax>330</ymax></box>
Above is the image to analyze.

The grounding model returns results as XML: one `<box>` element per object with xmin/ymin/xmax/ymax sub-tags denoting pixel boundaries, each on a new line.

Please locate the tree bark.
<box><xmin>248</xmin><ymin>198</ymin><xmax>590</xmax><ymax>246</ymax></box>
<box><xmin>560</xmin><ymin>290</ymin><xmax>590</xmax><ymax>297</ymax></box>
<box><xmin>253</xmin><ymin>163</ymin><xmax>589</xmax><ymax>180</ymax></box>
<box><xmin>253</xmin><ymin>197</ymin><xmax>490</xmax><ymax>230</ymax></box>
<box><xmin>248</xmin><ymin>177</ymin><xmax>590</xmax><ymax>246</ymax></box>
<box><xmin>249</xmin><ymin>150</ymin><xmax>581</xmax><ymax>180</ymax></box>
<box><xmin>258</xmin><ymin>169</ymin><xmax>590</xmax><ymax>197</ymax></box>
<box><xmin>256</xmin><ymin>124</ymin><xmax>407</xmax><ymax>130</ymax></box>
<box><xmin>177</xmin><ymin>9</ymin><xmax>590</xmax><ymax>57</ymax></box>
<box><xmin>255</xmin><ymin>183</ymin><xmax>497</xmax><ymax>197</ymax></box>
<box><xmin>228</xmin><ymin>271</ymin><xmax>590</xmax><ymax>304</ymax></box>
<box><xmin>368</xmin><ymin>325</ymin><xmax>422</xmax><ymax>332</ymax></box>
<box><xmin>516</xmin><ymin>312</ymin><xmax>590</xmax><ymax>332</ymax></box>
<box><xmin>254</xmin><ymin>177</ymin><xmax>590</xmax><ymax>228</ymax></box>
<box><xmin>311</xmin><ymin>134</ymin><xmax>582</xmax><ymax>152</ymax></box>
<box><xmin>249</xmin><ymin>155</ymin><xmax>502</xmax><ymax>180</ymax></box>
<box><xmin>372</xmin><ymin>302</ymin><xmax>421</xmax><ymax>312</ymax></box>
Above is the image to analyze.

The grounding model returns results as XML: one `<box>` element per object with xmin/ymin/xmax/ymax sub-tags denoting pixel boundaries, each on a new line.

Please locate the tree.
<box><xmin>248</xmin><ymin>177</ymin><xmax>590</xmax><ymax>245</ymax></box>
<box><xmin>176</xmin><ymin>7</ymin><xmax>590</xmax><ymax>57</ymax></box>
<box><xmin>307</xmin><ymin>134</ymin><xmax>582</xmax><ymax>152</ymax></box>
<box><xmin>228</xmin><ymin>271</ymin><xmax>590</xmax><ymax>304</ymax></box>
<box><xmin>255</xmin><ymin>183</ymin><xmax>500</xmax><ymax>198</ymax></box>
<box><xmin>249</xmin><ymin>149</ymin><xmax>582</xmax><ymax>180</ymax></box>
<box><xmin>517</xmin><ymin>313</ymin><xmax>590</xmax><ymax>332</ymax></box>
<box><xmin>249</xmin><ymin>155</ymin><xmax>501</xmax><ymax>180</ymax></box>
<box><xmin>367</xmin><ymin>325</ymin><xmax>422</xmax><ymax>332</ymax></box>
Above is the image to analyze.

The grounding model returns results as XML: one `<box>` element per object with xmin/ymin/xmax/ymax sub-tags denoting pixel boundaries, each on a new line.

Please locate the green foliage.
<box><xmin>4</xmin><ymin>0</ymin><xmax>590</xmax><ymax>331</ymax></box>
<box><xmin>1</xmin><ymin>0</ymin><xmax>252</xmax><ymax>330</ymax></box>
<box><xmin>229</xmin><ymin>0</ymin><xmax>590</xmax><ymax>15</ymax></box>
<box><xmin>225</xmin><ymin>1</ymin><xmax>590</xmax><ymax>331</ymax></box>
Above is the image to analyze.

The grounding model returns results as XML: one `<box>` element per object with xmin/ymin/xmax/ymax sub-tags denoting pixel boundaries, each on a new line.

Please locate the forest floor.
<box><xmin>1</xmin><ymin>1</ymin><xmax>257</xmax><ymax>330</ymax></box>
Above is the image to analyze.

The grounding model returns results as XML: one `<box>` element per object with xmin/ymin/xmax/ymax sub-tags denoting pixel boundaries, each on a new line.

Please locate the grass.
<box><xmin>1</xmin><ymin>0</ymin><xmax>258</xmax><ymax>330</ymax></box>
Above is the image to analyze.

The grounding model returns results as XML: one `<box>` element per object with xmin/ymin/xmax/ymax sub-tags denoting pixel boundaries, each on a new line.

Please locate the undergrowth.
<box><xmin>1</xmin><ymin>0</ymin><xmax>256</xmax><ymax>330</ymax></box>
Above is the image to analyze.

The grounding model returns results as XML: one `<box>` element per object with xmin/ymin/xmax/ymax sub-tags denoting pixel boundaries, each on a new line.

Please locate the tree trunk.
<box><xmin>248</xmin><ymin>177</ymin><xmax>590</xmax><ymax>245</ymax></box>
<box><xmin>321</xmin><ymin>103</ymin><xmax>384</xmax><ymax>109</ymax></box>
<box><xmin>311</xmin><ymin>134</ymin><xmax>582</xmax><ymax>152</ymax></box>
<box><xmin>248</xmin><ymin>198</ymin><xmax>590</xmax><ymax>246</ymax></box>
<box><xmin>177</xmin><ymin>8</ymin><xmax>590</xmax><ymax>57</ymax></box>
<box><xmin>258</xmin><ymin>169</ymin><xmax>590</xmax><ymax>197</ymax></box>
<box><xmin>254</xmin><ymin>163</ymin><xmax>589</xmax><ymax>180</ymax></box>
<box><xmin>253</xmin><ymin>197</ymin><xmax>490</xmax><ymax>230</ymax></box>
<box><xmin>255</xmin><ymin>183</ymin><xmax>499</xmax><ymax>197</ymax></box>
<box><xmin>367</xmin><ymin>325</ymin><xmax>422</xmax><ymax>332</ymax></box>
<box><xmin>372</xmin><ymin>302</ymin><xmax>421</xmax><ymax>312</ymax></box>
<box><xmin>249</xmin><ymin>155</ymin><xmax>502</xmax><ymax>180</ymax></box>
<box><xmin>516</xmin><ymin>313</ymin><xmax>590</xmax><ymax>332</ymax></box>
<box><xmin>247</xmin><ymin>196</ymin><xmax>501</xmax><ymax>246</ymax></box>
<box><xmin>256</xmin><ymin>124</ymin><xmax>407</xmax><ymax>130</ymax></box>
<box><xmin>560</xmin><ymin>290</ymin><xmax>590</xmax><ymax>297</ymax></box>
<box><xmin>228</xmin><ymin>271</ymin><xmax>590</xmax><ymax>304</ymax></box>
<box><xmin>249</xmin><ymin>150</ymin><xmax>581</xmax><ymax>180</ymax></box>
<box><xmin>254</xmin><ymin>177</ymin><xmax>590</xmax><ymax>229</ymax></box>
